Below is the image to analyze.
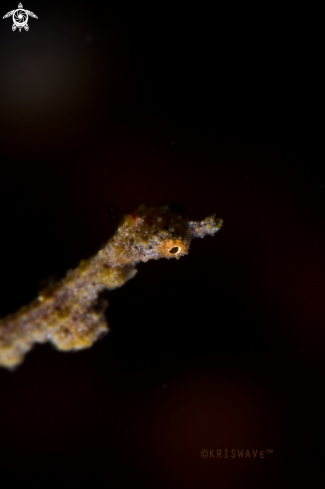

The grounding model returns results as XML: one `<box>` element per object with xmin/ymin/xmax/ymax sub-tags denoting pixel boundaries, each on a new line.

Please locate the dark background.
<box><xmin>0</xmin><ymin>2</ymin><xmax>324</xmax><ymax>488</ymax></box>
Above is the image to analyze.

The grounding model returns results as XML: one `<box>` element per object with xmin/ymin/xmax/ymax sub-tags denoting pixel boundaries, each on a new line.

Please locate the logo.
<box><xmin>3</xmin><ymin>3</ymin><xmax>38</xmax><ymax>32</ymax></box>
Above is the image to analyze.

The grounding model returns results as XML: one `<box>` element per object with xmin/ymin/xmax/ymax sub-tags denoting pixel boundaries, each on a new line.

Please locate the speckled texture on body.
<box><xmin>0</xmin><ymin>204</ymin><xmax>223</xmax><ymax>369</ymax></box>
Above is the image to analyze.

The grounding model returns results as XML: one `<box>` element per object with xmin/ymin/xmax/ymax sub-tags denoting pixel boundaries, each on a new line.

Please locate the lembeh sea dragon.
<box><xmin>0</xmin><ymin>204</ymin><xmax>223</xmax><ymax>369</ymax></box>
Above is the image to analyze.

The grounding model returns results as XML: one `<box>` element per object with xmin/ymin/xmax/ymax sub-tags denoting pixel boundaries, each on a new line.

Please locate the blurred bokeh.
<box><xmin>0</xmin><ymin>2</ymin><xmax>323</xmax><ymax>488</ymax></box>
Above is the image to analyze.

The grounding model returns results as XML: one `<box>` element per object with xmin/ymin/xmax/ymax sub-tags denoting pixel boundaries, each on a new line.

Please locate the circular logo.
<box><xmin>13</xmin><ymin>9</ymin><xmax>28</xmax><ymax>28</ymax></box>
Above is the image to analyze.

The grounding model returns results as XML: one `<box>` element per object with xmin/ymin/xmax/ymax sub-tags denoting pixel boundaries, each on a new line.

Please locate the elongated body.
<box><xmin>0</xmin><ymin>204</ymin><xmax>223</xmax><ymax>368</ymax></box>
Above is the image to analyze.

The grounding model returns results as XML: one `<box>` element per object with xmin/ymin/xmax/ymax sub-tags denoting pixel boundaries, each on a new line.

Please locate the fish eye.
<box><xmin>169</xmin><ymin>246</ymin><xmax>180</xmax><ymax>254</ymax></box>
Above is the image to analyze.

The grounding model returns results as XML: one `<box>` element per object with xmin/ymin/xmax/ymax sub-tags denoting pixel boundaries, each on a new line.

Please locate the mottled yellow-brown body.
<box><xmin>0</xmin><ymin>204</ymin><xmax>223</xmax><ymax>369</ymax></box>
